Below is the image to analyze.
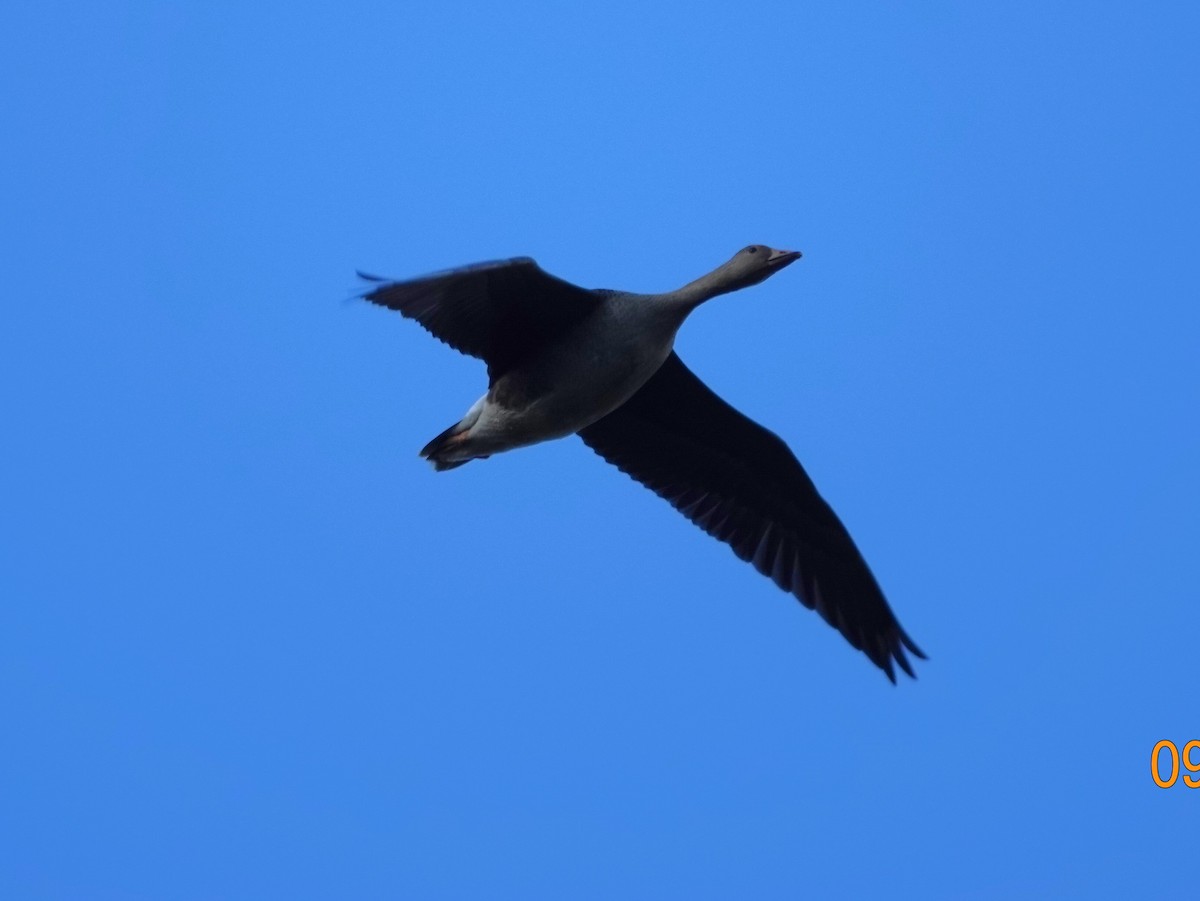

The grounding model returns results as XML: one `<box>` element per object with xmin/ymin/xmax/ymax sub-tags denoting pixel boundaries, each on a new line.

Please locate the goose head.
<box><xmin>667</xmin><ymin>244</ymin><xmax>803</xmax><ymax>311</ymax></box>
<box><xmin>721</xmin><ymin>244</ymin><xmax>803</xmax><ymax>291</ymax></box>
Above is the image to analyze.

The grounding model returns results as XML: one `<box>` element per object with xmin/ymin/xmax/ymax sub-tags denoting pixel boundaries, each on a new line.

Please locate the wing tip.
<box><xmin>350</xmin><ymin>270</ymin><xmax>399</xmax><ymax>308</ymax></box>
<box><xmin>877</xmin><ymin>627</ymin><xmax>926</xmax><ymax>683</ymax></box>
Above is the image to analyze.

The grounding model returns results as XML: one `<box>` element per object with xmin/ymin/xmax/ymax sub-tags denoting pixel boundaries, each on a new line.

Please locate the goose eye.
<box><xmin>747</xmin><ymin>246</ymin><xmax>759</xmax><ymax>254</ymax></box>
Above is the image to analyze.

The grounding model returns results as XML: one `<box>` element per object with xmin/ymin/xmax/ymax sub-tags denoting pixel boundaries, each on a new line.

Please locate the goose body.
<box><xmin>441</xmin><ymin>293</ymin><xmax>683</xmax><ymax>464</ymax></box>
<box><xmin>359</xmin><ymin>246</ymin><xmax>925</xmax><ymax>682</ymax></box>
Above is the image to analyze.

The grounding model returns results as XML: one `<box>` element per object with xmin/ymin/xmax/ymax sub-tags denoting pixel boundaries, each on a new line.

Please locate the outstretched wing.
<box><xmin>578</xmin><ymin>352</ymin><xmax>925</xmax><ymax>682</ymax></box>
<box><xmin>358</xmin><ymin>257</ymin><xmax>603</xmax><ymax>380</ymax></box>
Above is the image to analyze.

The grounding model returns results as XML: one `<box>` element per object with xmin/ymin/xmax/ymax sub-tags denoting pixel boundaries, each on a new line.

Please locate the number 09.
<box><xmin>1152</xmin><ymin>740</ymin><xmax>1200</xmax><ymax>788</ymax></box>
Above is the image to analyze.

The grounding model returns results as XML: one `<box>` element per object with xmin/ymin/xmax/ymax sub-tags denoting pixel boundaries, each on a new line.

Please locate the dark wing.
<box><xmin>358</xmin><ymin>257</ymin><xmax>603</xmax><ymax>380</ymax></box>
<box><xmin>578</xmin><ymin>352</ymin><xmax>925</xmax><ymax>682</ymax></box>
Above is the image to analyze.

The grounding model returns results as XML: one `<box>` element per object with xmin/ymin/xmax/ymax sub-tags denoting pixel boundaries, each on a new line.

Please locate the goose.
<box><xmin>358</xmin><ymin>246</ymin><xmax>925</xmax><ymax>682</ymax></box>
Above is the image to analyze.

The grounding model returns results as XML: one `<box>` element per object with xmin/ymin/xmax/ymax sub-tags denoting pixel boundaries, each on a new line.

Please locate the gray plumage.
<box><xmin>359</xmin><ymin>245</ymin><xmax>925</xmax><ymax>682</ymax></box>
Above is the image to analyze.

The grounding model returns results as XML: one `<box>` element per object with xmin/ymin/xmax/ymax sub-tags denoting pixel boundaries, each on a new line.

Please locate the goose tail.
<box><xmin>419</xmin><ymin>396</ymin><xmax>491</xmax><ymax>472</ymax></box>
<box><xmin>419</xmin><ymin>422</ymin><xmax>475</xmax><ymax>471</ymax></box>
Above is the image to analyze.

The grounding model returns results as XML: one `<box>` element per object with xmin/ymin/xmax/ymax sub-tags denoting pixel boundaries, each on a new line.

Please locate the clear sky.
<box><xmin>3</xmin><ymin>2</ymin><xmax>1197</xmax><ymax>898</ymax></box>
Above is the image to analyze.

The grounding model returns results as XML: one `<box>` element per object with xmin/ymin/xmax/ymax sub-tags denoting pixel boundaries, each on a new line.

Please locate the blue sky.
<box><xmin>2</xmin><ymin>2</ymin><xmax>1197</xmax><ymax>898</ymax></box>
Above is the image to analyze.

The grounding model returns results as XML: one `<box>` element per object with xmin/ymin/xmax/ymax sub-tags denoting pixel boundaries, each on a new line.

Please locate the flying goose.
<box><xmin>358</xmin><ymin>246</ymin><xmax>925</xmax><ymax>681</ymax></box>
